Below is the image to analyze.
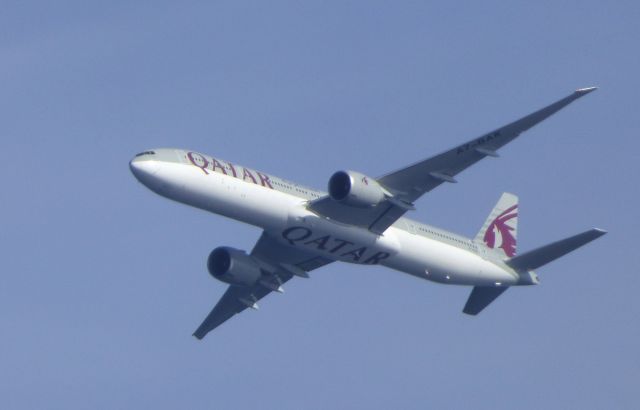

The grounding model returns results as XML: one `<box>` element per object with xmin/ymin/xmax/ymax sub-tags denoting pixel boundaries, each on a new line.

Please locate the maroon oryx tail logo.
<box><xmin>483</xmin><ymin>204</ymin><xmax>518</xmax><ymax>257</ymax></box>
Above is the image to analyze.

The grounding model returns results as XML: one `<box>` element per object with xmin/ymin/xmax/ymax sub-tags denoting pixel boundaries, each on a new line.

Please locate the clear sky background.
<box><xmin>1</xmin><ymin>1</ymin><xmax>638</xmax><ymax>409</ymax></box>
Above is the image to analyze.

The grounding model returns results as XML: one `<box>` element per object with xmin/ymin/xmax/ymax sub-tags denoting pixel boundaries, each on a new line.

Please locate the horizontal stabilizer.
<box><xmin>506</xmin><ymin>228</ymin><xmax>606</xmax><ymax>272</ymax></box>
<box><xmin>463</xmin><ymin>286</ymin><xmax>509</xmax><ymax>315</ymax></box>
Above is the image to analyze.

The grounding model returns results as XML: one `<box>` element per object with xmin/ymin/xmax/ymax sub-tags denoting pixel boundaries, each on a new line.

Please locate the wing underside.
<box><xmin>193</xmin><ymin>233</ymin><xmax>332</xmax><ymax>339</ymax></box>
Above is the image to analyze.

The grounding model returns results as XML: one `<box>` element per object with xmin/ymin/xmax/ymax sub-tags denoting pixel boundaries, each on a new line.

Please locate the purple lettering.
<box><xmin>227</xmin><ymin>162</ymin><xmax>237</xmax><ymax>178</ymax></box>
<box><xmin>187</xmin><ymin>152</ymin><xmax>209</xmax><ymax>174</ymax></box>
<box><xmin>242</xmin><ymin>168</ymin><xmax>257</xmax><ymax>184</ymax></box>
<box><xmin>304</xmin><ymin>235</ymin><xmax>331</xmax><ymax>250</ymax></box>
<box><xmin>329</xmin><ymin>238</ymin><xmax>354</xmax><ymax>253</ymax></box>
<box><xmin>256</xmin><ymin>172</ymin><xmax>274</xmax><ymax>189</ymax></box>
<box><xmin>363</xmin><ymin>252</ymin><xmax>390</xmax><ymax>265</ymax></box>
<box><xmin>211</xmin><ymin>158</ymin><xmax>227</xmax><ymax>175</ymax></box>
<box><xmin>341</xmin><ymin>247</ymin><xmax>367</xmax><ymax>261</ymax></box>
<box><xmin>282</xmin><ymin>226</ymin><xmax>312</xmax><ymax>246</ymax></box>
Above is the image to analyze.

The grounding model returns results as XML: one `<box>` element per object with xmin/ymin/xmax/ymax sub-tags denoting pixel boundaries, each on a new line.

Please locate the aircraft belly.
<box><xmin>382</xmin><ymin>229</ymin><xmax>517</xmax><ymax>286</ymax></box>
<box><xmin>272</xmin><ymin>207</ymin><xmax>402</xmax><ymax>265</ymax></box>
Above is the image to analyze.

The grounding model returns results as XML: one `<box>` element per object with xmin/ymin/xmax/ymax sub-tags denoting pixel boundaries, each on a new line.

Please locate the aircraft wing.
<box><xmin>308</xmin><ymin>87</ymin><xmax>597</xmax><ymax>234</ymax></box>
<box><xmin>193</xmin><ymin>232</ymin><xmax>333</xmax><ymax>339</ymax></box>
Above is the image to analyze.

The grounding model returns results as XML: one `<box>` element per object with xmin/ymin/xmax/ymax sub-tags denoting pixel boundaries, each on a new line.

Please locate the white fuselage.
<box><xmin>131</xmin><ymin>149</ymin><xmax>520</xmax><ymax>287</ymax></box>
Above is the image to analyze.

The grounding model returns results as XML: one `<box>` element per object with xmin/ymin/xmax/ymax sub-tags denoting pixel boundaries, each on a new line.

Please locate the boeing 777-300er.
<box><xmin>130</xmin><ymin>87</ymin><xmax>605</xmax><ymax>339</ymax></box>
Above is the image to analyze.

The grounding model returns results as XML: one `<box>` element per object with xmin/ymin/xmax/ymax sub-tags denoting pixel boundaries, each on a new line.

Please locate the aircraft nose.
<box><xmin>129</xmin><ymin>156</ymin><xmax>160</xmax><ymax>186</ymax></box>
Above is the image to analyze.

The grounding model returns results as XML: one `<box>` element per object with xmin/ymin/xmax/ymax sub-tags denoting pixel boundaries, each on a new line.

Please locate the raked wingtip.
<box><xmin>575</xmin><ymin>86</ymin><xmax>598</xmax><ymax>95</ymax></box>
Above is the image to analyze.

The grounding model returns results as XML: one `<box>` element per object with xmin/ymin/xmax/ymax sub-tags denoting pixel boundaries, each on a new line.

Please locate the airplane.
<box><xmin>130</xmin><ymin>87</ymin><xmax>605</xmax><ymax>340</ymax></box>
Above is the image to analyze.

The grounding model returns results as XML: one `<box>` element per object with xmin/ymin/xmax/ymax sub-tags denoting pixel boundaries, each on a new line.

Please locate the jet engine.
<box><xmin>328</xmin><ymin>170</ymin><xmax>386</xmax><ymax>207</ymax></box>
<box><xmin>207</xmin><ymin>247</ymin><xmax>262</xmax><ymax>286</ymax></box>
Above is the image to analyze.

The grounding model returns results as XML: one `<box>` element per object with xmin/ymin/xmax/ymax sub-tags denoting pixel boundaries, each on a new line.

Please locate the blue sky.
<box><xmin>2</xmin><ymin>1</ymin><xmax>638</xmax><ymax>408</ymax></box>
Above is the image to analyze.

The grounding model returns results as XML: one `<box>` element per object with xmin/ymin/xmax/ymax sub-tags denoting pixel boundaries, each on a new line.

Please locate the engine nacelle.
<box><xmin>207</xmin><ymin>247</ymin><xmax>262</xmax><ymax>286</ymax></box>
<box><xmin>328</xmin><ymin>170</ymin><xmax>386</xmax><ymax>208</ymax></box>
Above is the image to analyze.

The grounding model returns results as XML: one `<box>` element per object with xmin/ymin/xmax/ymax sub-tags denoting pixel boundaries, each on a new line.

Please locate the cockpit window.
<box><xmin>135</xmin><ymin>151</ymin><xmax>156</xmax><ymax>157</ymax></box>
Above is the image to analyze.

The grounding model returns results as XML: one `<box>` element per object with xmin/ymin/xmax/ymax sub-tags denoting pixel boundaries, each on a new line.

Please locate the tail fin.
<box><xmin>506</xmin><ymin>228</ymin><xmax>606</xmax><ymax>272</ymax></box>
<box><xmin>475</xmin><ymin>193</ymin><xmax>519</xmax><ymax>257</ymax></box>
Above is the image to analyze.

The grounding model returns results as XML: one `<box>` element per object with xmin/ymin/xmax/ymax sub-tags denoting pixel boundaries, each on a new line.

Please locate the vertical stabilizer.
<box><xmin>475</xmin><ymin>193</ymin><xmax>519</xmax><ymax>257</ymax></box>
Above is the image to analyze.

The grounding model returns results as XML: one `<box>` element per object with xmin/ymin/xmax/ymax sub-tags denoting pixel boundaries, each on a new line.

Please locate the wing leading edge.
<box><xmin>193</xmin><ymin>233</ymin><xmax>333</xmax><ymax>339</ymax></box>
<box><xmin>308</xmin><ymin>87</ymin><xmax>597</xmax><ymax>234</ymax></box>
